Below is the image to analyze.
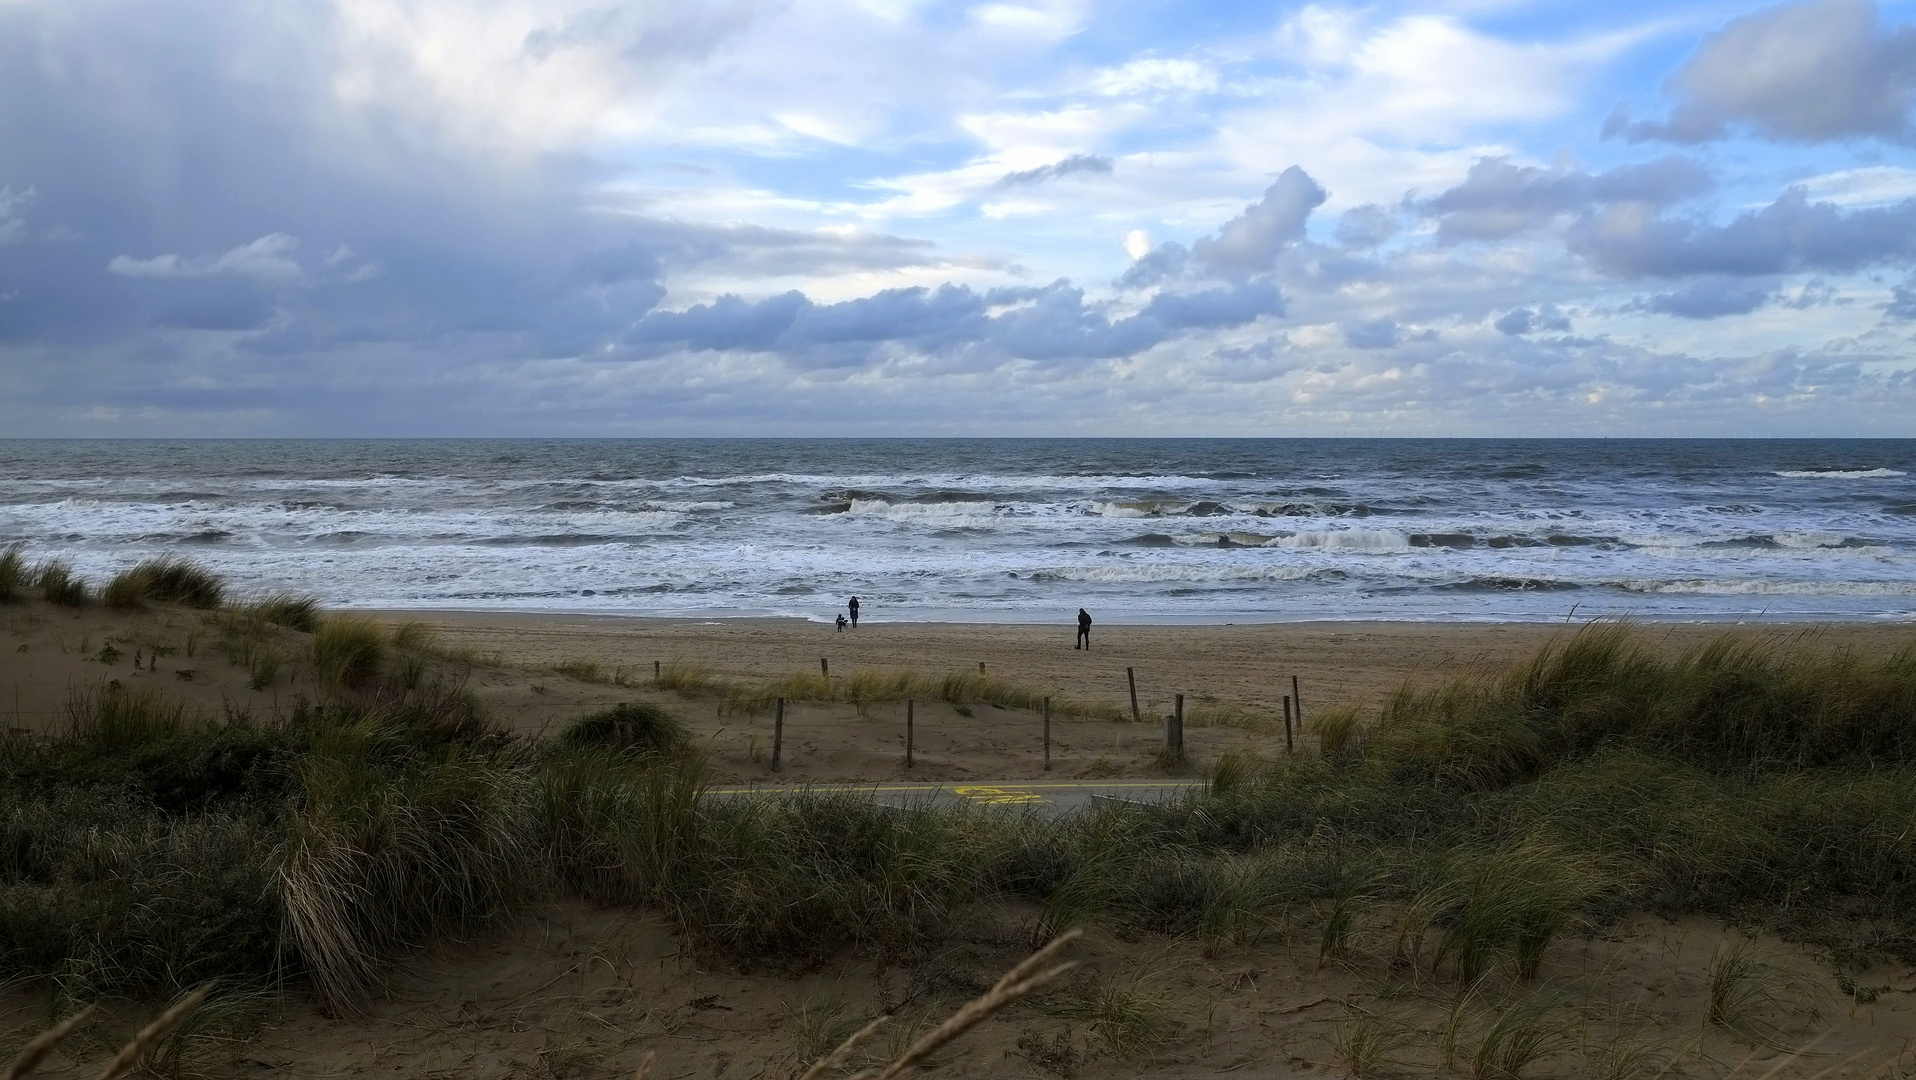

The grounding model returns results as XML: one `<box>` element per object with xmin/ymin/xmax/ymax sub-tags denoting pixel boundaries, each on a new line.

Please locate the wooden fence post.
<box><xmin>1167</xmin><ymin>693</ymin><xmax>1184</xmax><ymax>761</ymax></box>
<box><xmin>653</xmin><ymin>660</ymin><xmax>661</xmax><ymax>682</ymax></box>
<box><xmin>1127</xmin><ymin>667</ymin><xmax>1141</xmax><ymax>724</ymax></box>
<box><xmin>1043</xmin><ymin>696</ymin><xmax>1051</xmax><ymax>771</ymax></box>
<box><xmin>773</xmin><ymin>697</ymin><xmax>785</xmax><ymax>772</ymax></box>
<box><xmin>1283</xmin><ymin>695</ymin><xmax>1294</xmax><ymax>755</ymax></box>
<box><xmin>820</xmin><ymin>657</ymin><xmax>829</xmax><ymax>678</ymax></box>
<box><xmin>1292</xmin><ymin>674</ymin><xmax>1303</xmax><ymax>729</ymax></box>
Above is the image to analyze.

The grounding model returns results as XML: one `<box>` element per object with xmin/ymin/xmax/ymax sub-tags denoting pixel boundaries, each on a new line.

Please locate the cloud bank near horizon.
<box><xmin>1</xmin><ymin>0</ymin><xmax>1915</xmax><ymax>436</ymax></box>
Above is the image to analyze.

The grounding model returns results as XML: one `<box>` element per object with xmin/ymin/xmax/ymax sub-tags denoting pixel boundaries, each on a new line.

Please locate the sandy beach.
<box><xmin>369</xmin><ymin>610</ymin><xmax>1916</xmax><ymax>715</ymax></box>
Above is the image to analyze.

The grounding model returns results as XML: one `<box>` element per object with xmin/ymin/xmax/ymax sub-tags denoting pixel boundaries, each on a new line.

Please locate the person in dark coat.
<box><xmin>1076</xmin><ymin>608</ymin><xmax>1092</xmax><ymax>649</ymax></box>
<box><xmin>849</xmin><ymin>596</ymin><xmax>860</xmax><ymax>628</ymax></box>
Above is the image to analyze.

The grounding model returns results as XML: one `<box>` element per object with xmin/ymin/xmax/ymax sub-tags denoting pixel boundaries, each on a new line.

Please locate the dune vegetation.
<box><xmin>3</xmin><ymin>551</ymin><xmax>1915</xmax><ymax>1073</ymax></box>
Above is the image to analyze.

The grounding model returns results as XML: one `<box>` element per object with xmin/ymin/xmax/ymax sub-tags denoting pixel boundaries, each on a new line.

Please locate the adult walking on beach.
<box><xmin>1076</xmin><ymin>608</ymin><xmax>1092</xmax><ymax>649</ymax></box>
<box><xmin>849</xmin><ymin>596</ymin><xmax>860</xmax><ymax>628</ymax></box>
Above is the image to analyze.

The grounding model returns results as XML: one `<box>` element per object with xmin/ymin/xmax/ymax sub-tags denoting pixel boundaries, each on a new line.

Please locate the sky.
<box><xmin>3</xmin><ymin>0</ymin><xmax>1916</xmax><ymax>437</ymax></box>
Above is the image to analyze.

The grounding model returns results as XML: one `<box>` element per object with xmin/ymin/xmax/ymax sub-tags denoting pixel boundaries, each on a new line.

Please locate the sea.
<box><xmin>1</xmin><ymin>439</ymin><xmax>1913</xmax><ymax>624</ymax></box>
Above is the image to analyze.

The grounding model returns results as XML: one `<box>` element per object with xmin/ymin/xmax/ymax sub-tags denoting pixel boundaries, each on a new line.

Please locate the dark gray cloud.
<box><xmin>0</xmin><ymin>0</ymin><xmax>974</xmax><ymax>422</ymax></box>
<box><xmin>1424</xmin><ymin>156</ymin><xmax>1714</xmax><ymax>243</ymax></box>
<box><xmin>1494</xmin><ymin>305</ymin><xmax>1572</xmax><ymax>335</ymax></box>
<box><xmin>1568</xmin><ymin>187</ymin><xmax>1916</xmax><ymax>277</ymax></box>
<box><xmin>1609</xmin><ymin>0</ymin><xmax>1916</xmax><ymax>144</ymax></box>
<box><xmin>1343</xmin><ymin>318</ymin><xmax>1398</xmax><ymax>349</ymax></box>
<box><xmin>996</xmin><ymin>154</ymin><xmax>1114</xmax><ymax>187</ymax></box>
<box><xmin>1632</xmin><ymin>277</ymin><xmax>1776</xmax><ymax>319</ymax></box>
<box><xmin>1335</xmin><ymin>204</ymin><xmax>1398</xmax><ymax>249</ymax></box>
<box><xmin>621</xmin><ymin>278</ymin><xmax>1283</xmax><ymax>368</ymax></box>
<box><xmin>1887</xmin><ymin>277</ymin><xmax>1916</xmax><ymax>319</ymax></box>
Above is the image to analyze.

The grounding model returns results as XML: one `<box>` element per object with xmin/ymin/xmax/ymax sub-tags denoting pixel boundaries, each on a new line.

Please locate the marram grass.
<box><xmin>4</xmin><ymin>621</ymin><xmax>1916</xmax><ymax>1028</ymax></box>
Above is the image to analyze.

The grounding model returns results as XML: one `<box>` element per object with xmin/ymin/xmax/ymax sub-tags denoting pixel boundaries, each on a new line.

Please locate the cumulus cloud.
<box><xmin>1192</xmin><ymin>167</ymin><xmax>1328</xmax><ymax>274</ymax></box>
<box><xmin>621</xmin><ymin>278</ymin><xmax>1282</xmax><ymax>368</ymax></box>
<box><xmin>1628</xmin><ymin>276</ymin><xmax>1776</xmax><ymax>319</ymax></box>
<box><xmin>1494</xmin><ymin>305</ymin><xmax>1572</xmax><ymax>335</ymax></box>
<box><xmin>1423</xmin><ymin>156</ymin><xmax>1714</xmax><ymax>243</ymax></box>
<box><xmin>1342</xmin><ymin>317</ymin><xmax>1398</xmax><ymax>349</ymax></box>
<box><xmin>1335</xmin><ymin>204</ymin><xmax>1398</xmax><ymax>249</ymax></box>
<box><xmin>1610</xmin><ymin>0</ymin><xmax>1916</xmax><ymax>144</ymax></box>
<box><xmin>1568</xmin><ymin>187</ymin><xmax>1916</xmax><ymax>277</ymax></box>
<box><xmin>996</xmin><ymin>154</ymin><xmax>1113</xmax><ymax>187</ymax></box>
<box><xmin>1118</xmin><ymin>166</ymin><xmax>1329</xmax><ymax>288</ymax></box>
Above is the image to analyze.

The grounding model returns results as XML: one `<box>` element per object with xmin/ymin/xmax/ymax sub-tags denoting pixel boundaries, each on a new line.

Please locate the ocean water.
<box><xmin>1</xmin><ymin>439</ymin><xmax>1913</xmax><ymax>623</ymax></box>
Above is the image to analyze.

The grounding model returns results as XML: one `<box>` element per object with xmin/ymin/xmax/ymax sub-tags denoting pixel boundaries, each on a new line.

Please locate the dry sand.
<box><xmin>8</xmin><ymin>900</ymin><xmax>1914</xmax><ymax>1079</ymax></box>
<box><xmin>371</xmin><ymin>609</ymin><xmax>1915</xmax><ymax>716</ymax></box>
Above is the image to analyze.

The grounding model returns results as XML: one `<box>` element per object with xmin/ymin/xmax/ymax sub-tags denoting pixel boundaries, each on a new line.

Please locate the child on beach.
<box><xmin>835</xmin><ymin>612</ymin><xmax>848</xmax><ymax>631</ymax></box>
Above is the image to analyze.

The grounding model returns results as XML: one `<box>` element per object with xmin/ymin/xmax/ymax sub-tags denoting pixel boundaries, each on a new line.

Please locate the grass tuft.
<box><xmin>1468</xmin><ymin>987</ymin><xmax>1573</xmax><ymax>1079</ymax></box>
<box><xmin>104</xmin><ymin>556</ymin><xmax>226</xmax><ymax>609</ymax></box>
<box><xmin>279</xmin><ymin>718</ymin><xmax>535</xmax><ymax>1010</ymax></box>
<box><xmin>32</xmin><ymin>559</ymin><xmax>89</xmax><ymax>606</ymax></box>
<box><xmin>557</xmin><ymin>702</ymin><xmax>685</xmax><ymax>756</ymax></box>
<box><xmin>312</xmin><ymin>616</ymin><xmax>387</xmax><ymax>687</ymax></box>
<box><xmin>250</xmin><ymin>592</ymin><xmax>320</xmax><ymax>632</ymax></box>
<box><xmin>0</xmin><ymin>542</ymin><xmax>25</xmax><ymax>603</ymax></box>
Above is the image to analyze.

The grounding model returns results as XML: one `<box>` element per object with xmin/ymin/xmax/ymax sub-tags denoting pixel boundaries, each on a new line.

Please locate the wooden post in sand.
<box><xmin>1292</xmin><ymin>674</ymin><xmax>1304</xmax><ymax>729</ymax></box>
<box><xmin>773</xmin><ymin>697</ymin><xmax>785</xmax><ymax>772</ymax></box>
<box><xmin>1127</xmin><ymin>667</ymin><xmax>1141</xmax><ymax>725</ymax></box>
<box><xmin>1283</xmin><ymin>695</ymin><xmax>1294</xmax><ymax>754</ymax></box>
<box><xmin>653</xmin><ymin>660</ymin><xmax>661</xmax><ymax>682</ymax></box>
<box><xmin>1167</xmin><ymin>694</ymin><xmax>1184</xmax><ymax>761</ymax></box>
<box><xmin>820</xmin><ymin>657</ymin><xmax>829</xmax><ymax>678</ymax></box>
<box><xmin>1043</xmin><ymin>697</ymin><xmax>1052</xmax><ymax>771</ymax></box>
<box><xmin>978</xmin><ymin>661</ymin><xmax>986</xmax><ymax>676</ymax></box>
<box><xmin>905</xmin><ymin>700</ymin><xmax>915</xmax><ymax>769</ymax></box>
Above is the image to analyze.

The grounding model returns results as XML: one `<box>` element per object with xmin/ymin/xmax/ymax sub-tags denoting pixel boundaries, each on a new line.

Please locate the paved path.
<box><xmin>708</xmin><ymin>779</ymin><xmax>1204</xmax><ymax>812</ymax></box>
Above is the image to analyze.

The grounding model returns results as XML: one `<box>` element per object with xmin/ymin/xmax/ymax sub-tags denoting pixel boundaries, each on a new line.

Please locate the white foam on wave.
<box><xmin>845</xmin><ymin>498</ymin><xmax>1023</xmax><ymax>525</ymax></box>
<box><xmin>1775</xmin><ymin>531</ymin><xmax>1851</xmax><ymax>549</ymax></box>
<box><xmin>1030</xmin><ymin>563</ymin><xmax>1326</xmax><ymax>584</ymax></box>
<box><xmin>1268</xmin><ymin>529</ymin><xmax>1413</xmax><ymax>553</ymax></box>
<box><xmin>1619</xmin><ymin>579</ymin><xmax>1916</xmax><ymax>596</ymax></box>
<box><xmin>1773</xmin><ymin>468</ymin><xmax>1906</xmax><ymax>479</ymax></box>
<box><xmin>667</xmin><ymin>471</ymin><xmax>1235</xmax><ymax>491</ymax></box>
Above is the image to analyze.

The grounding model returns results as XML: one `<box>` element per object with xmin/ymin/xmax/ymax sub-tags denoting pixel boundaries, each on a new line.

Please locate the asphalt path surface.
<box><xmin>708</xmin><ymin>779</ymin><xmax>1205</xmax><ymax>813</ymax></box>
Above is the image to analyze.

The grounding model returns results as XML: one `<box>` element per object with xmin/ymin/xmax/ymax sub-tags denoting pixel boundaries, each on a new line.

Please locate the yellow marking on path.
<box><xmin>951</xmin><ymin>785</ymin><xmax>1044</xmax><ymax>805</ymax></box>
<box><xmin>707</xmin><ymin>780</ymin><xmax>1200</xmax><ymax>798</ymax></box>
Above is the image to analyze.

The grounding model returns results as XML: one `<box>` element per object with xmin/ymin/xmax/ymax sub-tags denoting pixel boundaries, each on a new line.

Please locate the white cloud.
<box><xmin>1796</xmin><ymin>165</ymin><xmax>1916</xmax><ymax>207</ymax></box>
<box><xmin>107</xmin><ymin>233</ymin><xmax>304</xmax><ymax>280</ymax></box>
<box><xmin>1089</xmin><ymin>57</ymin><xmax>1218</xmax><ymax>96</ymax></box>
<box><xmin>969</xmin><ymin>0</ymin><xmax>1085</xmax><ymax>40</ymax></box>
<box><xmin>0</xmin><ymin>185</ymin><xmax>30</xmax><ymax>245</ymax></box>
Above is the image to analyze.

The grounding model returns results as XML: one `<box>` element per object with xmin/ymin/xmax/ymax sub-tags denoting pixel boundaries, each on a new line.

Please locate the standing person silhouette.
<box><xmin>848</xmin><ymin>596</ymin><xmax>860</xmax><ymax>628</ymax></box>
<box><xmin>1076</xmin><ymin>608</ymin><xmax>1092</xmax><ymax>649</ymax></box>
